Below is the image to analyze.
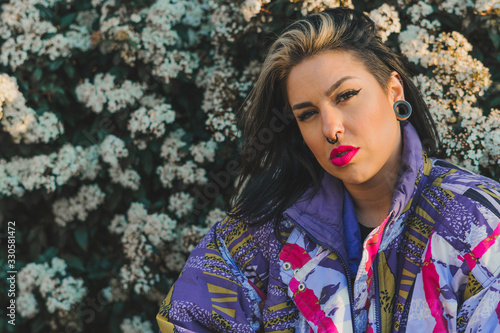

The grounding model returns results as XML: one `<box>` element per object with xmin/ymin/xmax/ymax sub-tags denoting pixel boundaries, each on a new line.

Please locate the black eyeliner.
<box><xmin>337</xmin><ymin>88</ymin><xmax>361</xmax><ymax>102</ymax></box>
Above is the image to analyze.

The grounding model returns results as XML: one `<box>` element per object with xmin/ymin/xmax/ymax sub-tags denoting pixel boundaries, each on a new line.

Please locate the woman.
<box><xmin>157</xmin><ymin>8</ymin><xmax>500</xmax><ymax>333</ymax></box>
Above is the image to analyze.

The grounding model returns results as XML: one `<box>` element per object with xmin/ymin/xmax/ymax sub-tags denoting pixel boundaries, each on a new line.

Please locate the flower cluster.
<box><xmin>109</xmin><ymin>202</ymin><xmax>177</xmax><ymax>294</ymax></box>
<box><xmin>0</xmin><ymin>144</ymin><xmax>100</xmax><ymax>197</ymax></box>
<box><xmin>406</xmin><ymin>1</ymin><xmax>434</xmax><ymax>24</ymax></box>
<box><xmin>240</xmin><ymin>0</ymin><xmax>270</xmax><ymax>22</ymax></box>
<box><xmin>0</xmin><ymin>74</ymin><xmax>63</xmax><ymax>144</ymax></box>
<box><xmin>156</xmin><ymin>129</ymin><xmax>209</xmax><ymax>188</ymax></box>
<box><xmin>0</xmin><ymin>0</ymin><xmax>91</xmax><ymax>70</ymax></box>
<box><xmin>127</xmin><ymin>95</ymin><xmax>176</xmax><ymax>149</ymax></box>
<box><xmin>294</xmin><ymin>0</ymin><xmax>353</xmax><ymax>16</ymax></box>
<box><xmin>164</xmin><ymin>251</ymin><xmax>187</xmax><ymax>273</ymax></box>
<box><xmin>398</xmin><ymin>20</ymin><xmax>494</xmax><ymax>171</ymax></box>
<box><xmin>205</xmin><ymin>207</ymin><xmax>227</xmax><ymax>228</ymax></box>
<box><xmin>369</xmin><ymin>4</ymin><xmax>401</xmax><ymax>42</ymax></box>
<box><xmin>0</xmin><ymin>73</ymin><xmax>19</xmax><ymax>118</ymax></box>
<box><xmin>189</xmin><ymin>139</ymin><xmax>218</xmax><ymax>163</ymax></box>
<box><xmin>99</xmin><ymin>135</ymin><xmax>141</xmax><ymax>190</ymax></box>
<box><xmin>101</xmin><ymin>278</ymin><xmax>129</xmax><ymax>304</ymax></box>
<box><xmin>75</xmin><ymin>73</ymin><xmax>146</xmax><ymax>114</ymax></box>
<box><xmin>76</xmin><ymin>74</ymin><xmax>178</xmax><ymax>150</ymax></box>
<box><xmin>208</xmin><ymin>1</ymin><xmax>246</xmax><ymax>43</ymax></box>
<box><xmin>17</xmin><ymin>257</ymin><xmax>87</xmax><ymax>318</ymax></box>
<box><xmin>120</xmin><ymin>316</ymin><xmax>154</xmax><ymax>333</ymax></box>
<box><xmin>474</xmin><ymin>0</ymin><xmax>500</xmax><ymax>14</ymax></box>
<box><xmin>196</xmin><ymin>54</ymin><xmax>263</xmax><ymax>142</ymax></box>
<box><xmin>181</xmin><ymin>225</ymin><xmax>210</xmax><ymax>253</ymax></box>
<box><xmin>168</xmin><ymin>192</ymin><xmax>195</xmax><ymax>218</ymax></box>
<box><xmin>52</xmin><ymin>184</ymin><xmax>106</xmax><ymax>226</ymax></box>
<box><xmin>136</xmin><ymin>0</ymin><xmax>202</xmax><ymax>82</ymax></box>
<box><xmin>94</xmin><ymin>0</ymin><xmax>204</xmax><ymax>82</ymax></box>
<box><xmin>400</xmin><ymin>0</ymin><xmax>500</xmax><ymax>16</ymax></box>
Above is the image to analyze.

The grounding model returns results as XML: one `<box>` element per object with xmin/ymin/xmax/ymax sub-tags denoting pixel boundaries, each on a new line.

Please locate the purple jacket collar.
<box><xmin>283</xmin><ymin>121</ymin><xmax>424</xmax><ymax>255</ymax></box>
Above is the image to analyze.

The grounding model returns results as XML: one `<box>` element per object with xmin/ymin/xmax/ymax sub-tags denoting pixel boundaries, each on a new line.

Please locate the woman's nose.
<box><xmin>321</xmin><ymin>106</ymin><xmax>343</xmax><ymax>140</ymax></box>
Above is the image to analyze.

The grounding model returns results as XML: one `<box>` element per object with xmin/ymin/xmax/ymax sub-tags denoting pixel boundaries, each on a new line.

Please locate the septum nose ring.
<box><xmin>326</xmin><ymin>133</ymin><xmax>338</xmax><ymax>145</ymax></box>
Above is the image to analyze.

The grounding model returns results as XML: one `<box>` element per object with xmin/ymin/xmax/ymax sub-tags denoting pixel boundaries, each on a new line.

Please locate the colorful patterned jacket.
<box><xmin>157</xmin><ymin>123</ymin><xmax>500</xmax><ymax>333</ymax></box>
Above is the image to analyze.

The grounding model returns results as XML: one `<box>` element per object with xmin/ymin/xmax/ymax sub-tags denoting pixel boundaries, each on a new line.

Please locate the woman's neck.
<box><xmin>344</xmin><ymin>151</ymin><xmax>402</xmax><ymax>228</ymax></box>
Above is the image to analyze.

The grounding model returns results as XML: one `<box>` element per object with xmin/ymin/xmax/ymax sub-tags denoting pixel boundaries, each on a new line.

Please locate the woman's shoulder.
<box><xmin>426</xmin><ymin>157</ymin><xmax>500</xmax><ymax>210</ymax></box>
<box><xmin>422</xmin><ymin>157</ymin><xmax>500</xmax><ymax>253</ymax></box>
<box><xmin>190</xmin><ymin>213</ymin><xmax>285</xmax><ymax>266</ymax></box>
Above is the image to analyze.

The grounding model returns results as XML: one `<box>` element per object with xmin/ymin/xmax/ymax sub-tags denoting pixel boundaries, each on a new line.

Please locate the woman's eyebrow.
<box><xmin>325</xmin><ymin>76</ymin><xmax>357</xmax><ymax>97</ymax></box>
<box><xmin>291</xmin><ymin>76</ymin><xmax>358</xmax><ymax>111</ymax></box>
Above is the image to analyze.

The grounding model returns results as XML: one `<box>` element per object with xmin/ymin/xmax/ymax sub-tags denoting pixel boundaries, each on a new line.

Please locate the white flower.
<box><xmin>205</xmin><ymin>207</ymin><xmax>226</xmax><ymax>228</ymax></box>
<box><xmin>196</xmin><ymin>54</ymin><xmax>248</xmax><ymax>142</ymax></box>
<box><xmin>0</xmin><ymin>144</ymin><xmax>100</xmax><ymax>197</ymax></box>
<box><xmin>438</xmin><ymin>0</ymin><xmax>474</xmax><ymax>15</ymax></box>
<box><xmin>299</xmin><ymin>0</ymin><xmax>353</xmax><ymax>16</ymax></box>
<box><xmin>407</xmin><ymin>1</ymin><xmax>434</xmax><ymax>23</ymax></box>
<box><xmin>168</xmin><ymin>192</ymin><xmax>195</xmax><ymax>218</ymax></box>
<box><xmin>189</xmin><ymin>140</ymin><xmax>217</xmax><ymax>163</ymax></box>
<box><xmin>120</xmin><ymin>316</ymin><xmax>154</xmax><ymax>333</ymax></box>
<box><xmin>128</xmin><ymin>101</ymin><xmax>176</xmax><ymax>140</ymax></box>
<box><xmin>45</xmin><ymin>276</ymin><xmax>87</xmax><ymax>313</ymax></box>
<box><xmin>75</xmin><ymin>73</ymin><xmax>146</xmax><ymax>114</ymax></box>
<box><xmin>0</xmin><ymin>73</ymin><xmax>21</xmax><ymax>113</ymax></box>
<box><xmin>240</xmin><ymin>0</ymin><xmax>270</xmax><ymax>22</ymax></box>
<box><xmin>130</xmin><ymin>13</ymin><xmax>142</xmax><ymax>23</ymax></box>
<box><xmin>17</xmin><ymin>293</ymin><xmax>39</xmax><ymax>318</ymax></box>
<box><xmin>0</xmin><ymin>0</ymin><xmax>91</xmax><ymax>69</ymax></box>
<box><xmin>76</xmin><ymin>9</ymin><xmax>99</xmax><ymax>29</ymax></box>
<box><xmin>164</xmin><ymin>252</ymin><xmax>186</xmax><ymax>272</ymax></box>
<box><xmin>17</xmin><ymin>257</ymin><xmax>87</xmax><ymax>317</ymax></box>
<box><xmin>369</xmin><ymin>4</ymin><xmax>401</xmax><ymax>42</ymax></box>
<box><xmin>474</xmin><ymin>0</ymin><xmax>500</xmax><ymax>13</ymax></box>
<box><xmin>208</xmin><ymin>2</ymin><xmax>245</xmax><ymax>43</ymax></box>
<box><xmin>156</xmin><ymin>164</ymin><xmax>176</xmax><ymax>188</ymax></box>
<box><xmin>181</xmin><ymin>225</ymin><xmax>210</xmax><ymax>253</ymax></box>
<box><xmin>52</xmin><ymin>184</ymin><xmax>106</xmax><ymax>226</ymax></box>
<box><xmin>109</xmin><ymin>214</ymin><xmax>128</xmax><ymax>235</ymax></box>
<box><xmin>108</xmin><ymin>166</ymin><xmax>141</xmax><ymax>190</ymax></box>
<box><xmin>110</xmin><ymin>202</ymin><xmax>177</xmax><ymax>294</ymax></box>
<box><xmin>176</xmin><ymin>160</ymin><xmax>208</xmax><ymax>185</ymax></box>
<box><xmin>100</xmin><ymin>135</ymin><xmax>129</xmax><ymax>167</ymax></box>
<box><xmin>0</xmin><ymin>74</ymin><xmax>63</xmax><ymax>143</ymax></box>
<box><xmin>160</xmin><ymin>129</ymin><xmax>187</xmax><ymax>163</ymax></box>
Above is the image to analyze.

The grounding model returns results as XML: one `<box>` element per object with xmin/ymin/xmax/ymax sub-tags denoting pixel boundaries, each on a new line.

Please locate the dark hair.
<box><xmin>229</xmin><ymin>8</ymin><xmax>439</xmax><ymax>229</ymax></box>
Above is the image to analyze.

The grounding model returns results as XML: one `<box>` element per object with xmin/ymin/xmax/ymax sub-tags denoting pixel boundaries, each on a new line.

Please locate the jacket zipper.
<box><xmin>283</xmin><ymin>213</ymin><xmax>356</xmax><ymax>329</ymax></box>
<box><xmin>373</xmin><ymin>255</ymin><xmax>382</xmax><ymax>333</ymax></box>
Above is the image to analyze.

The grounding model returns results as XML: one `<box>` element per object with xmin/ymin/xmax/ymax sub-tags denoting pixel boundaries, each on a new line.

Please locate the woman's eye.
<box><xmin>297</xmin><ymin>110</ymin><xmax>317</xmax><ymax>121</ymax></box>
<box><xmin>337</xmin><ymin>89</ymin><xmax>361</xmax><ymax>103</ymax></box>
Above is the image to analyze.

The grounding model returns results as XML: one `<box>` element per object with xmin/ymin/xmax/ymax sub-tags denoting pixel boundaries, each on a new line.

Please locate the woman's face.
<box><xmin>286</xmin><ymin>51</ymin><xmax>404</xmax><ymax>188</ymax></box>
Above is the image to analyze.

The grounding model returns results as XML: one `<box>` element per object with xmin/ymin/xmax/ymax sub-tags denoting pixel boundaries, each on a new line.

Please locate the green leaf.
<box><xmin>60</xmin><ymin>253</ymin><xmax>85</xmax><ymax>271</ymax></box>
<box><xmin>142</xmin><ymin>150</ymin><xmax>153</xmax><ymax>176</ymax></box>
<box><xmin>491</xmin><ymin>96</ymin><xmax>500</xmax><ymax>107</ymax></box>
<box><xmin>33</xmin><ymin>68</ymin><xmax>43</xmax><ymax>81</ymax></box>
<box><xmin>64</xmin><ymin>63</ymin><xmax>76</xmax><ymax>79</ymax></box>
<box><xmin>49</xmin><ymin>59</ymin><xmax>64</xmax><ymax>71</ymax></box>
<box><xmin>107</xmin><ymin>187</ymin><xmax>122</xmax><ymax>211</ymax></box>
<box><xmin>60</xmin><ymin>12</ymin><xmax>77</xmax><ymax>29</ymax></box>
<box><xmin>488</xmin><ymin>27</ymin><xmax>500</xmax><ymax>48</ymax></box>
<box><xmin>87</xmin><ymin>271</ymin><xmax>107</xmax><ymax>279</ymax></box>
<box><xmin>74</xmin><ymin>226</ymin><xmax>88</xmax><ymax>251</ymax></box>
<box><xmin>39</xmin><ymin>246</ymin><xmax>59</xmax><ymax>262</ymax></box>
<box><xmin>31</xmin><ymin>317</ymin><xmax>47</xmax><ymax>333</ymax></box>
<box><xmin>37</xmin><ymin>6</ymin><xmax>54</xmax><ymax>20</ymax></box>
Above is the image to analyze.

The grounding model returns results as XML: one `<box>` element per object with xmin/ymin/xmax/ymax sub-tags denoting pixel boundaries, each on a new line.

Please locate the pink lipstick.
<box><xmin>330</xmin><ymin>145</ymin><xmax>359</xmax><ymax>167</ymax></box>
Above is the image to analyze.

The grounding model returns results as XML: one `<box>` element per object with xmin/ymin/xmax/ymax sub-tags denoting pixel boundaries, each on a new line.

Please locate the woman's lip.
<box><xmin>330</xmin><ymin>145</ymin><xmax>359</xmax><ymax>167</ymax></box>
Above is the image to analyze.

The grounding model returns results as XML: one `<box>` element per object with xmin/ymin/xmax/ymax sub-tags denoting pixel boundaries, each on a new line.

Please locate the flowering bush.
<box><xmin>0</xmin><ymin>0</ymin><xmax>498</xmax><ymax>331</ymax></box>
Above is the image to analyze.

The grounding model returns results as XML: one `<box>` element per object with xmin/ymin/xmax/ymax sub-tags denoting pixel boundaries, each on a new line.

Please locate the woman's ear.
<box><xmin>388</xmin><ymin>71</ymin><xmax>405</xmax><ymax>102</ymax></box>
